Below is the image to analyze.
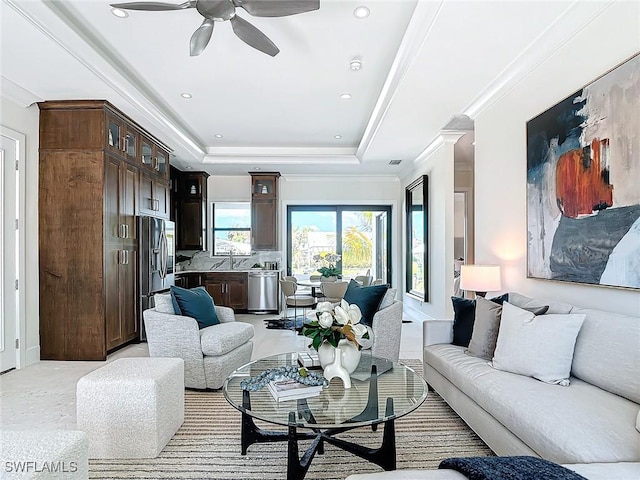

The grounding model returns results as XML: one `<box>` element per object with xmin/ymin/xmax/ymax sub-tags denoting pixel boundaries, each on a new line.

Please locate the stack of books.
<box><xmin>267</xmin><ymin>378</ymin><xmax>323</xmax><ymax>402</ymax></box>
<box><xmin>297</xmin><ymin>351</ymin><xmax>321</xmax><ymax>368</ymax></box>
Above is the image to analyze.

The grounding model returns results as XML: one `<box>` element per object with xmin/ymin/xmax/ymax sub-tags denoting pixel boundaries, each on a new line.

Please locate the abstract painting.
<box><xmin>526</xmin><ymin>53</ymin><xmax>640</xmax><ymax>289</ymax></box>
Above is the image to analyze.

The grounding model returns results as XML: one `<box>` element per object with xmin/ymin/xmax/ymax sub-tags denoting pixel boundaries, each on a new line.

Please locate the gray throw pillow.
<box><xmin>379</xmin><ymin>288</ymin><xmax>397</xmax><ymax>310</ymax></box>
<box><xmin>466</xmin><ymin>296</ymin><xmax>503</xmax><ymax>360</ymax></box>
<box><xmin>153</xmin><ymin>293</ymin><xmax>175</xmax><ymax>314</ymax></box>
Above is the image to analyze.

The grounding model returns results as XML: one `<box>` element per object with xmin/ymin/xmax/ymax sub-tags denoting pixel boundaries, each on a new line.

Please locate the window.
<box><xmin>211</xmin><ymin>202</ymin><xmax>251</xmax><ymax>256</ymax></box>
<box><xmin>287</xmin><ymin>205</ymin><xmax>392</xmax><ymax>284</ymax></box>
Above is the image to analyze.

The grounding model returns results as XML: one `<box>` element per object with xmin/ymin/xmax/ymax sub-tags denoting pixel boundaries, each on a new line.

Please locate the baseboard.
<box><xmin>25</xmin><ymin>345</ymin><xmax>40</xmax><ymax>366</ymax></box>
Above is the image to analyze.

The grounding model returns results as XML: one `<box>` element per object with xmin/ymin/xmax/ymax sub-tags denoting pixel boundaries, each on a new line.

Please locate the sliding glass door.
<box><xmin>287</xmin><ymin>206</ymin><xmax>392</xmax><ymax>284</ymax></box>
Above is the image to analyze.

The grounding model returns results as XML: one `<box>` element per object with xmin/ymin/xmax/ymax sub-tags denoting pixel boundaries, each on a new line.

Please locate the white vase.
<box><xmin>317</xmin><ymin>339</ymin><xmax>362</xmax><ymax>389</ymax></box>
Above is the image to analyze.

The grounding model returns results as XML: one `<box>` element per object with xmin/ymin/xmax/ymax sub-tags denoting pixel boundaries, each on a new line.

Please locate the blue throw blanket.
<box><xmin>439</xmin><ymin>456</ymin><xmax>587</xmax><ymax>480</ymax></box>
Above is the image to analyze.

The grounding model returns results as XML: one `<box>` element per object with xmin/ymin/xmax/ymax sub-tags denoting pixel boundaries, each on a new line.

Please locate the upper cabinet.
<box><xmin>250</xmin><ymin>172</ymin><xmax>280</xmax><ymax>251</ymax></box>
<box><xmin>173</xmin><ymin>170</ymin><xmax>209</xmax><ymax>250</ymax></box>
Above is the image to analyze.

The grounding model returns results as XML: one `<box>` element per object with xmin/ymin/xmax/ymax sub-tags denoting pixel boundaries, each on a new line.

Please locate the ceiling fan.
<box><xmin>109</xmin><ymin>0</ymin><xmax>320</xmax><ymax>57</ymax></box>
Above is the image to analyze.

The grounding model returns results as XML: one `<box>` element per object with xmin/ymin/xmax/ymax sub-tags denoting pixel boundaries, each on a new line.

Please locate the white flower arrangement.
<box><xmin>303</xmin><ymin>299</ymin><xmax>372</xmax><ymax>351</ymax></box>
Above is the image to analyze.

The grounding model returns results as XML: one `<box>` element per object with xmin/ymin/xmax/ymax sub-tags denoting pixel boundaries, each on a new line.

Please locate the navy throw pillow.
<box><xmin>451</xmin><ymin>293</ymin><xmax>509</xmax><ymax>347</ymax></box>
<box><xmin>170</xmin><ymin>285</ymin><xmax>219</xmax><ymax>329</ymax></box>
<box><xmin>451</xmin><ymin>296</ymin><xmax>476</xmax><ymax>347</ymax></box>
<box><xmin>343</xmin><ymin>279</ymin><xmax>389</xmax><ymax>326</ymax></box>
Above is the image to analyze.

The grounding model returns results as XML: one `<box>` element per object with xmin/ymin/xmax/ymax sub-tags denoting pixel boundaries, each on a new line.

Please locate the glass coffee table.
<box><xmin>223</xmin><ymin>352</ymin><xmax>428</xmax><ymax>480</ymax></box>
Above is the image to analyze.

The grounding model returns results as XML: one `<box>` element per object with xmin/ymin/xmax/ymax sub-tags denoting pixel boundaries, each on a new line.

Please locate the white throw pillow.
<box><xmin>153</xmin><ymin>293</ymin><xmax>175</xmax><ymax>314</ymax></box>
<box><xmin>491</xmin><ymin>302</ymin><xmax>585</xmax><ymax>386</ymax></box>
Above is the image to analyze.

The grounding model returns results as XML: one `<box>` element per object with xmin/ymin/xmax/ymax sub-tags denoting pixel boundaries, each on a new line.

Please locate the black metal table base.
<box><xmin>240</xmin><ymin>366</ymin><xmax>396</xmax><ymax>480</ymax></box>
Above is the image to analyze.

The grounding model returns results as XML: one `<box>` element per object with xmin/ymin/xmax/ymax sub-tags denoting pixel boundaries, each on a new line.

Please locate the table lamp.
<box><xmin>459</xmin><ymin>265</ymin><xmax>502</xmax><ymax>297</ymax></box>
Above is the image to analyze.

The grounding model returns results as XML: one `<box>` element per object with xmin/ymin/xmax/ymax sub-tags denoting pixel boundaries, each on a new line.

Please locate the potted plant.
<box><xmin>313</xmin><ymin>253</ymin><xmax>342</xmax><ymax>278</ymax></box>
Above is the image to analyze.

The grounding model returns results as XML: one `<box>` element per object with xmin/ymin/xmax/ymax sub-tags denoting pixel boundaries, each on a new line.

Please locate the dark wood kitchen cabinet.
<box><xmin>38</xmin><ymin>100</ymin><xmax>172</xmax><ymax>360</ymax></box>
<box><xmin>175</xmin><ymin>272</ymin><xmax>248</xmax><ymax>311</ymax></box>
<box><xmin>250</xmin><ymin>172</ymin><xmax>279</xmax><ymax>250</ymax></box>
<box><xmin>204</xmin><ymin>272</ymin><xmax>248</xmax><ymax>311</ymax></box>
<box><xmin>139</xmin><ymin>170</ymin><xmax>170</xmax><ymax>218</ymax></box>
<box><xmin>173</xmin><ymin>170</ymin><xmax>209</xmax><ymax>250</ymax></box>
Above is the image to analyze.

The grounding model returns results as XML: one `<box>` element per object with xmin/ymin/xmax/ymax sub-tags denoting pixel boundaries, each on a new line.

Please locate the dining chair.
<box><xmin>279</xmin><ymin>280</ymin><xmax>316</xmax><ymax>325</ymax></box>
<box><xmin>354</xmin><ymin>275</ymin><xmax>373</xmax><ymax>286</ymax></box>
<box><xmin>371</xmin><ymin>278</ymin><xmax>384</xmax><ymax>286</ymax></box>
<box><xmin>309</xmin><ymin>274</ymin><xmax>322</xmax><ymax>282</ymax></box>
<box><xmin>319</xmin><ymin>281</ymin><xmax>349</xmax><ymax>304</ymax></box>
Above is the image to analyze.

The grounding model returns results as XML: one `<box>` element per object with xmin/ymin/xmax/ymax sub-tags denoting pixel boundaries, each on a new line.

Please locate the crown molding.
<box><xmin>463</xmin><ymin>0</ymin><xmax>616</xmax><ymax>119</ymax></box>
<box><xmin>0</xmin><ymin>76</ymin><xmax>41</xmax><ymax>108</ymax></box>
<box><xmin>4</xmin><ymin>0</ymin><xmax>205</xmax><ymax>161</ymax></box>
<box><xmin>356</xmin><ymin>1</ymin><xmax>444</xmax><ymax>160</ymax></box>
<box><xmin>204</xmin><ymin>146</ymin><xmax>360</xmax><ymax>165</ymax></box>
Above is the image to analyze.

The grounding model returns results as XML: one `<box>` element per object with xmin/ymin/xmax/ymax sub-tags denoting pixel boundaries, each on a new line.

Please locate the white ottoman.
<box><xmin>76</xmin><ymin>357</ymin><xmax>184</xmax><ymax>459</ymax></box>
<box><xmin>0</xmin><ymin>430</ymin><xmax>88</xmax><ymax>479</ymax></box>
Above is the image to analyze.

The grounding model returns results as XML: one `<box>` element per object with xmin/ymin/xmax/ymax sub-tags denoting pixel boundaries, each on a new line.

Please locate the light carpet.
<box><xmin>89</xmin><ymin>360</ymin><xmax>493</xmax><ymax>479</ymax></box>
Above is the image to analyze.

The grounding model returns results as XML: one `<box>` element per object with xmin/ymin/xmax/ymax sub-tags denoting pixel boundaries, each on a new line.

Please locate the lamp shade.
<box><xmin>459</xmin><ymin>265</ymin><xmax>502</xmax><ymax>296</ymax></box>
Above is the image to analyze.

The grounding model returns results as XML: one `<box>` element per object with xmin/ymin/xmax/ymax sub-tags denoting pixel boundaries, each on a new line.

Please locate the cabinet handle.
<box><xmin>155</xmin><ymin>199</ymin><xmax>160</xmax><ymax>211</ymax></box>
<box><xmin>121</xmin><ymin>137</ymin><xmax>126</xmax><ymax>152</ymax></box>
<box><xmin>118</xmin><ymin>250</ymin><xmax>123</xmax><ymax>265</ymax></box>
<box><xmin>125</xmin><ymin>249</ymin><xmax>129</xmax><ymax>265</ymax></box>
<box><xmin>124</xmin><ymin>224</ymin><xmax>129</xmax><ymax>239</ymax></box>
<box><xmin>119</xmin><ymin>224</ymin><xmax>125</xmax><ymax>239</ymax></box>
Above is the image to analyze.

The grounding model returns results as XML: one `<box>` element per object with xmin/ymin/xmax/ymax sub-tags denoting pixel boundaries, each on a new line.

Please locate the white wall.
<box><xmin>474</xmin><ymin>1</ymin><xmax>640</xmax><ymax>316</ymax></box>
<box><xmin>208</xmin><ymin>175</ymin><xmax>250</xmax><ymax>202</ymax></box>
<box><xmin>0</xmin><ymin>97</ymin><xmax>40</xmax><ymax>365</ymax></box>
<box><xmin>401</xmin><ymin>137</ymin><xmax>458</xmax><ymax>321</ymax></box>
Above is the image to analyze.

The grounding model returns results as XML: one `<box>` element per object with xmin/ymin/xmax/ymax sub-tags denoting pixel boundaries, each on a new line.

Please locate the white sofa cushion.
<box><xmin>424</xmin><ymin>344</ymin><xmax>640</xmax><ymax>463</ymax></box>
<box><xmin>200</xmin><ymin>321</ymin><xmax>254</xmax><ymax>356</ymax></box>
<box><xmin>491</xmin><ymin>302</ymin><xmax>585</xmax><ymax>385</ymax></box>
<box><xmin>569</xmin><ymin>306</ymin><xmax>640</xmax><ymax>404</ymax></box>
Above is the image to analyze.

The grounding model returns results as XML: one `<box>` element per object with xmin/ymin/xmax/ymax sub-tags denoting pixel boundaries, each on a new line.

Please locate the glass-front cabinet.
<box><xmin>106</xmin><ymin>112</ymin><xmax>137</xmax><ymax>163</ymax></box>
<box><xmin>141</xmin><ymin>137</ymin><xmax>154</xmax><ymax>168</ymax></box>
<box><xmin>156</xmin><ymin>149</ymin><xmax>168</xmax><ymax>179</ymax></box>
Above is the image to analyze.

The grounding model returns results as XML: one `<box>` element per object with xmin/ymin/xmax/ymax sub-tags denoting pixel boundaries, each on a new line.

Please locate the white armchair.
<box><xmin>370</xmin><ymin>300</ymin><xmax>403</xmax><ymax>362</ymax></box>
<box><xmin>143</xmin><ymin>293</ymin><xmax>254</xmax><ymax>389</ymax></box>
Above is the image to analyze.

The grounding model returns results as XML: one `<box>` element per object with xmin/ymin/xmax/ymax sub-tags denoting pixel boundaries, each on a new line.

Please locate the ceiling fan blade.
<box><xmin>233</xmin><ymin>0</ymin><xmax>319</xmax><ymax>17</ymax></box>
<box><xmin>229</xmin><ymin>15</ymin><xmax>279</xmax><ymax>57</ymax></box>
<box><xmin>190</xmin><ymin>19</ymin><xmax>215</xmax><ymax>56</ymax></box>
<box><xmin>110</xmin><ymin>1</ymin><xmax>193</xmax><ymax>11</ymax></box>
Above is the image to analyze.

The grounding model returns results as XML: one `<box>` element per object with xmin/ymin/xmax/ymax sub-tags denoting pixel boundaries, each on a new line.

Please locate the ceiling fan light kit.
<box><xmin>109</xmin><ymin>0</ymin><xmax>320</xmax><ymax>57</ymax></box>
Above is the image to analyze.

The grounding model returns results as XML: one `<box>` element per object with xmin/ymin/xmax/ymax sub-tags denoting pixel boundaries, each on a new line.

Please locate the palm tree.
<box><xmin>342</xmin><ymin>226</ymin><xmax>372</xmax><ymax>269</ymax></box>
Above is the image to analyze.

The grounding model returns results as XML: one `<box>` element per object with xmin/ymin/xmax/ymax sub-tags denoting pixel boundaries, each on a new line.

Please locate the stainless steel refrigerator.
<box><xmin>138</xmin><ymin>216</ymin><xmax>175</xmax><ymax>340</ymax></box>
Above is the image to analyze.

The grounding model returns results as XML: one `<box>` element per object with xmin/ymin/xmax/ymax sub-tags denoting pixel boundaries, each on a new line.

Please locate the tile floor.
<box><xmin>0</xmin><ymin>311</ymin><xmax>423</xmax><ymax>431</ymax></box>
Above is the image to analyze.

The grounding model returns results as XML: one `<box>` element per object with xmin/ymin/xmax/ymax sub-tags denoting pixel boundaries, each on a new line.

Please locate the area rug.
<box><xmin>89</xmin><ymin>360</ymin><xmax>493</xmax><ymax>479</ymax></box>
<box><xmin>264</xmin><ymin>317</ymin><xmax>307</xmax><ymax>331</ymax></box>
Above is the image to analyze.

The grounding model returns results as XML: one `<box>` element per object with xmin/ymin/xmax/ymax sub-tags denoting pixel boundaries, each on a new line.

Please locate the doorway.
<box><xmin>0</xmin><ymin>127</ymin><xmax>21</xmax><ymax>372</ymax></box>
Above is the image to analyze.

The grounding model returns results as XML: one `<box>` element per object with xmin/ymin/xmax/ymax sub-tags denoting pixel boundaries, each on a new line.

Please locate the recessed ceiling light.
<box><xmin>214</xmin><ymin>134</ymin><xmax>223</xmax><ymax>138</ymax></box>
<box><xmin>110</xmin><ymin>7</ymin><xmax>128</xmax><ymax>18</ymax></box>
<box><xmin>334</xmin><ymin>135</ymin><xmax>342</xmax><ymax>139</ymax></box>
<box><xmin>349</xmin><ymin>59</ymin><xmax>362</xmax><ymax>71</ymax></box>
<box><xmin>180</xmin><ymin>93</ymin><xmax>192</xmax><ymax>99</ymax></box>
<box><xmin>254</xmin><ymin>167</ymin><xmax>262</xmax><ymax>170</ymax></box>
<box><xmin>185</xmin><ymin>166</ymin><xmax>193</xmax><ymax>170</ymax></box>
<box><xmin>389</xmin><ymin>159</ymin><xmax>402</xmax><ymax>165</ymax></box>
<box><xmin>353</xmin><ymin>6</ymin><xmax>370</xmax><ymax>19</ymax></box>
<box><xmin>340</xmin><ymin>93</ymin><xmax>352</xmax><ymax>99</ymax></box>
